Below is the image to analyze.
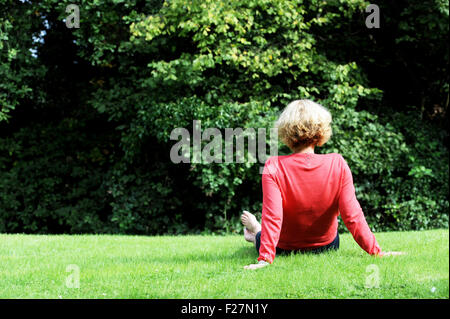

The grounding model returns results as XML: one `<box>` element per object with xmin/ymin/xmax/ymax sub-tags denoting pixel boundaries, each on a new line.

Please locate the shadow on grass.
<box><xmin>95</xmin><ymin>244</ymin><xmax>364</xmax><ymax>266</ymax></box>
<box><xmin>92</xmin><ymin>245</ymin><xmax>258</xmax><ymax>265</ymax></box>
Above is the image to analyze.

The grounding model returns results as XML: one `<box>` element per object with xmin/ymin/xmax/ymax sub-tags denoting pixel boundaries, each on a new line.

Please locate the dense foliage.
<box><xmin>0</xmin><ymin>0</ymin><xmax>448</xmax><ymax>234</ymax></box>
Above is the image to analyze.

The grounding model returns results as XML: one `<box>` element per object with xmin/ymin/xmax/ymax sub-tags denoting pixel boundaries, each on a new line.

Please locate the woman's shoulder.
<box><xmin>262</xmin><ymin>152</ymin><xmax>347</xmax><ymax>176</ymax></box>
<box><xmin>322</xmin><ymin>153</ymin><xmax>348</xmax><ymax>167</ymax></box>
<box><xmin>326</xmin><ymin>152</ymin><xmax>345</xmax><ymax>160</ymax></box>
<box><xmin>316</xmin><ymin>152</ymin><xmax>346</xmax><ymax>161</ymax></box>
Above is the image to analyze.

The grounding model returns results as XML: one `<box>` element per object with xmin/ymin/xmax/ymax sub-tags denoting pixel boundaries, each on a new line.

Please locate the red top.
<box><xmin>258</xmin><ymin>152</ymin><xmax>382</xmax><ymax>264</ymax></box>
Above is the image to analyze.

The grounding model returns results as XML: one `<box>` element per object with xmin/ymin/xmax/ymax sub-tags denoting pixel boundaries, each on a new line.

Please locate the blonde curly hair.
<box><xmin>275</xmin><ymin>99</ymin><xmax>332</xmax><ymax>151</ymax></box>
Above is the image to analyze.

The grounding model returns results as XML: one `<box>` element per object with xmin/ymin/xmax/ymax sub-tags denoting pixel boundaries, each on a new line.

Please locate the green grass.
<box><xmin>0</xmin><ymin>229</ymin><xmax>448</xmax><ymax>299</ymax></box>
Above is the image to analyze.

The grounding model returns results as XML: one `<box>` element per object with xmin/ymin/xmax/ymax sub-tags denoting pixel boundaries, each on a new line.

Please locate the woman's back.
<box><xmin>263</xmin><ymin>152</ymin><xmax>342</xmax><ymax>249</ymax></box>
<box><xmin>259</xmin><ymin>152</ymin><xmax>381</xmax><ymax>263</ymax></box>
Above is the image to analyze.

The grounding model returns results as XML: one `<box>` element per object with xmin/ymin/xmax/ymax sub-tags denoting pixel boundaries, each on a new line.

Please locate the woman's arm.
<box><xmin>257</xmin><ymin>159</ymin><xmax>284</xmax><ymax>264</ymax></box>
<box><xmin>338</xmin><ymin>155</ymin><xmax>382</xmax><ymax>255</ymax></box>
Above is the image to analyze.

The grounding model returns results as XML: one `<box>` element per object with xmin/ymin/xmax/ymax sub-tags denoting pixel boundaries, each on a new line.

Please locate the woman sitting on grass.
<box><xmin>242</xmin><ymin>99</ymin><xmax>403</xmax><ymax>270</ymax></box>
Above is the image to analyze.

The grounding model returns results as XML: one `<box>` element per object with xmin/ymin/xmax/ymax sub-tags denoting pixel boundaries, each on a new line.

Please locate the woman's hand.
<box><xmin>378</xmin><ymin>251</ymin><xmax>406</xmax><ymax>257</ymax></box>
<box><xmin>244</xmin><ymin>261</ymin><xmax>270</xmax><ymax>270</ymax></box>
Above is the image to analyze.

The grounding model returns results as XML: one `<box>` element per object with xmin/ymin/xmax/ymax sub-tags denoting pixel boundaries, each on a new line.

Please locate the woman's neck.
<box><xmin>293</xmin><ymin>145</ymin><xmax>315</xmax><ymax>154</ymax></box>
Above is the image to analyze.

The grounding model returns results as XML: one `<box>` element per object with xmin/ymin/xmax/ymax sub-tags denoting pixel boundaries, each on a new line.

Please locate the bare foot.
<box><xmin>244</xmin><ymin>227</ymin><xmax>256</xmax><ymax>243</ymax></box>
<box><xmin>241</xmin><ymin>210</ymin><xmax>261</xmax><ymax>234</ymax></box>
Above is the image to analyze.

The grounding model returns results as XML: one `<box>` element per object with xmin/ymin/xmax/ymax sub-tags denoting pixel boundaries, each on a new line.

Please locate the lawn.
<box><xmin>0</xmin><ymin>229</ymin><xmax>448</xmax><ymax>299</ymax></box>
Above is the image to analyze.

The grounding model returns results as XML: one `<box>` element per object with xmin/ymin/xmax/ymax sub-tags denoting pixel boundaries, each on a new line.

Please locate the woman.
<box><xmin>242</xmin><ymin>99</ymin><xmax>403</xmax><ymax>270</ymax></box>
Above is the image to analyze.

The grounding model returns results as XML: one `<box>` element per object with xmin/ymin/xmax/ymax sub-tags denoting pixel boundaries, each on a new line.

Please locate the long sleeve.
<box><xmin>338</xmin><ymin>155</ymin><xmax>382</xmax><ymax>255</ymax></box>
<box><xmin>258</xmin><ymin>158</ymin><xmax>283</xmax><ymax>264</ymax></box>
